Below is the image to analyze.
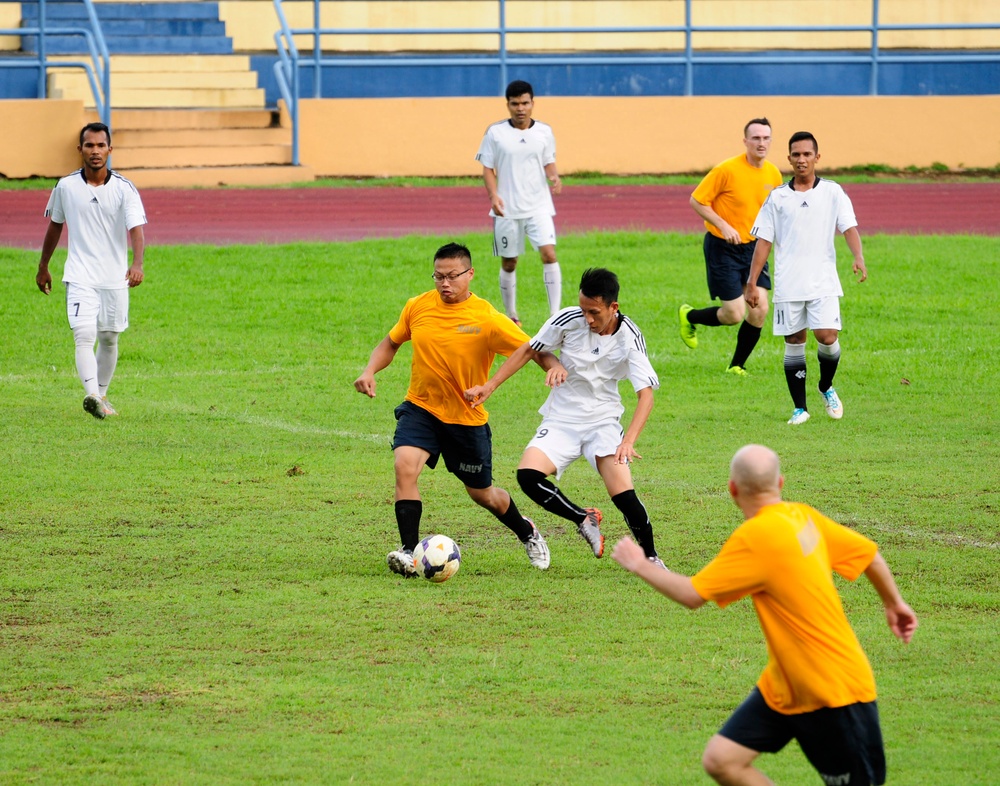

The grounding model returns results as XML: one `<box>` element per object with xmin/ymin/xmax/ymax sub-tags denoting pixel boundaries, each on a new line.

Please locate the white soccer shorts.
<box><xmin>772</xmin><ymin>296</ymin><xmax>841</xmax><ymax>336</ymax></box>
<box><xmin>65</xmin><ymin>282</ymin><xmax>129</xmax><ymax>332</ymax></box>
<box><xmin>493</xmin><ymin>213</ymin><xmax>557</xmax><ymax>259</ymax></box>
<box><xmin>525</xmin><ymin>418</ymin><xmax>624</xmax><ymax>479</ymax></box>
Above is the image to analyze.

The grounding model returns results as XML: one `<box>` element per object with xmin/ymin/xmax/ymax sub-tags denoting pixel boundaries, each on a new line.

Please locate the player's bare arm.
<box><xmin>690</xmin><ymin>196</ymin><xmax>740</xmax><ymax>244</ymax></box>
<box><xmin>482</xmin><ymin>166</ymin><xmax>505</xmax><ymax>216</ymax></box>
<box><xmin>354</xmin><ymin>335</ymin><xmax>401</xmax><ymax>398</ymax></box>
<box><xmin>843</xmin><ymin>226</ymin><xmax>868</xmax><ymax>282</ymax></box>
<box><xmin>36</xmin><ymin>220</ymin><xmax>64</xmax><ymax>295</ymax></box>
<box><xmin>127</xmin><ymin>225</ymin><xmax>145</xmax><ymax>288</ymax></box>
<box><xmin>616</xmin><ymin>386</ymin><xmax>654</xmax><ymax>464</ymax></box>
<box><xmin>464</xmin><ymin>343</ymin><xmax>553</xmax><ymax>407</ymax></box>
<box><xmin>544</xmin><ymin>163</ymin><xmax>562</xmax><ymax>196</ymax></box>
<box><xmin>863</xmin><ymin>552</ymin><xmax>918</xmax><ymax>644</ymax></box>
<box><xmin>611</xmin><ymin>537</ymin><xmax>706</xmax><ymax>609</ymax></box>
<box><xmin>744</xmin><ymin>238</ymin><xmax>773</xmax><ymax>308</ymax></box>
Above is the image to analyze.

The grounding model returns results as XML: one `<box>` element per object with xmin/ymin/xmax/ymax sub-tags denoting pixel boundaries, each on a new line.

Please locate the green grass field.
<box><xmin>1</xmin><ymin>231</ymin><xmax>997</xmax><ymax>784</ymax></box>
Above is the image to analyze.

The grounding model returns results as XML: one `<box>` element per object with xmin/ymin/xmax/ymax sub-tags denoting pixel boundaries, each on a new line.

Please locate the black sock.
<box><xmin>783</xmin><ymin>346</ymin><xmax>808</xmax><ymax>410</ymax></box>
<box><xmin>496</xmin><ymin>494</ymin><xmax>534</xmax><ymax>542</ymax></box>
<box><xmin>394</xmin><ymin>500</ymin><xmax>422</xmax><ymax>552</ymax></box>
<box><xmin>729</xmin><ymin>321</ymin><xmax>762</xmax><ymax>369</ymax></box>
<box><xmin>687</xmin><ymin>306</ymin><xmax>722</xmax><ymax>327</ymax></box>
<box><xmin>612</xmin><ymin>489</ymin><xmax>656</xmax><ymax>558</ymax></box>
<box><xmin>517</xmin><ymin>468</ymin><xmax>586</xmax><ymax>524</ymax></box>
<box><xmin>817</xmin><ymin>342</ymin><xmax>841</xmax><ymax>392</ymax></box>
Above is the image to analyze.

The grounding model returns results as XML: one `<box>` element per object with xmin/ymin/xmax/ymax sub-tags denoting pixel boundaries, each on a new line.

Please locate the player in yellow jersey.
<box><xmin>354</xmin><ymin>242</ymin><xmax>558</xmax><ymax>576</ymax></box>
<box><xmin>680</xmin><ymin>119</ymin><xmax>782</xmax><ymax>376</ymax></box>
<box><xmin>612</xmin><ymin>445</ymin><xmax>917</xmax><ymax>786</ymax></box>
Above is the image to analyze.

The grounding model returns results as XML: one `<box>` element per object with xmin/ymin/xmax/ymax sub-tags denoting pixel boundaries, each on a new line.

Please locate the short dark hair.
<box><xmin>79</xmin><ymin>122</ymin><xmax>110</xmax><ymax>146</ymax></box>
<box><xmin>434</xmin><ymin>242</ymin><xmax>472</xmax><ymax>265</ymax></box>
<box><xmin>579</xmin><ymin>268</ymin><xmax>619</xmax><ymax>305</ymax></box>
<box><xmin>505</xmin><ymin>80</ymin><xmax>534</xmax><ymax>100</ymax></box>
<box><xmin>788</xmin><ymin>131</ymin><xmax>819</xmax><ymax>153</ymax></box>
<box><xmin>744</xmin><ymin>117</ymin><xmax>771</xmax><ymax>137</ymax></box>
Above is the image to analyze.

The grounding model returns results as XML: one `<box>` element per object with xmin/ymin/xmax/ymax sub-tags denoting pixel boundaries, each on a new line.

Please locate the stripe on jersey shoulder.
<box><xmin>620</xmin><ymin>316</ymin><xmax>648</xmax><ymax>354</ymax></box>
<box><xmin>110</xmin><ymin>171</ymin><xmax>139</xmax><ymax>194</ymax></box>
<box><xmin>551</xmin><ymin>308</ymin><xmax>585</xmax><ymax>327</ymax></box>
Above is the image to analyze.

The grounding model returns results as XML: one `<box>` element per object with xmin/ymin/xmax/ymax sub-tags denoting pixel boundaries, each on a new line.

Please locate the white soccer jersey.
<box><xmin>529</xmin><ymin>308</ymin><xmax>659</xmax><ymax>424</ymax></box>
<box><xmin>44</xmin><ymin>169</ymin><xmax>147</xmax><ymax>289</ymax></box>
<box><xmin>475</xmin><ymin>119</ymin><xmax>556</xmax><ymax>219</ymax></box>
<box><xmin>751</xmin><ymin>177</ymin><xmax>858</xmax><ymax>303</ymax></box>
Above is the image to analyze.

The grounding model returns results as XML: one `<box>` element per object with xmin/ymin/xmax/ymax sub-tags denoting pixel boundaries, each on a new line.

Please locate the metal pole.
<box><xmin>314</xmin><ymin>0</ymin><xmax>321</xmax><ymax>98</ymax></box>
<box><xmin>38</xmin><ymin>0</ymin><xmax>47</xmax><ymax>98</ymax></box>
<box><xmin>684</xmin><ymin>0</ymin><xmax>693</xmax><ymax>96</ymax></box>
<box><xmin>293</xmin><ymin>48</ymin><xmax>301</xmax><ymax>166</ymax></box>
<box><xmin>870</xmin><ymin>0</ymin><xmax>880</xmax><ymax>95</ymax></box>
<box><xmin>498</xmin><ymin>0</ymin><xmax>507</xmax><ymax>93</ymax></box>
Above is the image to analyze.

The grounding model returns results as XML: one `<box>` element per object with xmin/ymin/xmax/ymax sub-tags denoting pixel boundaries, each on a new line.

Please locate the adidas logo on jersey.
<box><xmin>90</xmin><ymin>197</ymin><xmax>99</xmax><ymax>204</ymax></box>
<box><xmin>591</xmin><ymin>347</ymin><xmax>600</xmax><ymax>355</ymax></box>
<box><xmin>519</xmin><ymin>138</ymin><xmax>527</xmax><ymax>143</ymax></box>
<box><xmin>800</xmin><ymin>200</ymin><xmax>809</xmax><ymax>207</ymax></box>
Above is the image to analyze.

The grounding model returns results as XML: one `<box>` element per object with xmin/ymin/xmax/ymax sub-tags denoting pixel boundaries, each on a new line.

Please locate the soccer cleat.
<box><xmin>648</xmin><ymin>555</ymin><xmax>668</xmax><ymax>571</ymax></box>
<box><xmin>577</xmin><ymin>507</ymin><xmax>605</xmax><ymax>558</ymax></box>
<box><xmin>101</xmin><ymin>396</ymin><xmax>118</xmax><ymax>416</ymax></box>
<box><xmin>83</xmin><ymin>394</ymin><xmax>106</xmax><ymax>420</ymax></box>
<box><xmin>821</xmin><ymin>387</ymin><xmax>844</xmax><ymax>419</ymax></box>
<box><xmin>678</xmin><ymin>304</ymin><xmax>698</xmax><ymax>348</ymax></box>
<box><xmin>386</xmin><ymin>548</ymin><xmax>418</xmax><ymax>578</ymax></box>
<box><xmin>510</xmin><ymin>316</ymin><xmax>522</xmax><ymax>328</ymax></box>
<box><xmin>787</xmin><ymin>408</ymin><xmax>811</xmax><ymax>426</ymax></box>
<box><xmin>523</xmin><ymin>519</ymin><xmax>550</xmax><ymax>570</ymax></box>
<box><xmin>725</xmin><ymin>365</ymin><xmax>748</xmax><ymax>377</ymax></box>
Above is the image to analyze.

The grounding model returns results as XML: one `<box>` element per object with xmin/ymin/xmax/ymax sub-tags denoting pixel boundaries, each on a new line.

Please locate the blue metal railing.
<box><xmin>273</xmin><ymin>0</ymin><xmax>1000</xmax><ymax>166</ymax></box>
<box><xmin>0</xmin><ymin>0</ymin><xmax>110</xmax><ymax>127</ymax></box>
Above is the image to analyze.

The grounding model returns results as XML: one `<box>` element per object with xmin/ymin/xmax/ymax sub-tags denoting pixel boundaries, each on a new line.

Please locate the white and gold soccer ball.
<box><xmin>413</xmin><ymin>534</ymin><xmax>461</xmax><ymax>583</ymax></box>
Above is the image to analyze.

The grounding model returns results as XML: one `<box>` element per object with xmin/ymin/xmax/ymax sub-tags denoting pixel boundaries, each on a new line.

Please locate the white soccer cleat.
<box><xmin>101</xmin><ymin>396</ymin><xmax>118</xmax><ymax>416</ymax></box>
<box><xmin>821</xmin><ymin>387</ymin><xmax>844</xmax><ymax>419</ymax></box>
<box><xmin>83</xmin><ymin>394</ymin><xmax>106</xmax><ymax>420</ymax></box>
<box><xmin>578</xmin><ymin>507</ymin><xmax>605</xmax><ymax>558</ymax></box>
<box><xmin>787</xmin><ymin>408</ymin><xmax>811</xmax><ymax>426</ymax></box>
<box><xmin>386</xmin><ymin>548</ymin><xmax>418</xmax><ymax>578</ymax></box>
<box><xmin>648</xmin><ymin>555</ymin><xmax>668</xmax><ymax>571</ymax></box>
<box><xmin>523</xmin><ymin>519</ymin><xmax>550</xmax><ymax>570</ymax></box>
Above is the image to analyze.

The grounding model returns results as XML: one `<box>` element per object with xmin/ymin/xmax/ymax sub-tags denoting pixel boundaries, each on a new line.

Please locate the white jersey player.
<box><xmin>746</xmin><ymin>131</ymin><xmax>868</xmax><ymax>426</ymax></box>
<box><xmin>36</xmin><ymin>122</ymin><xmax>147</xmax><ymax>420</ymax></box>
<box><xmin>475</xmin><ymin>79</ymin><xmax>562</xmax><ymax>324</ymax></box>
<box><xmin>464</xmin><ymin>268</ymin><xmax>665</xmax><ymax>569</ymax></box>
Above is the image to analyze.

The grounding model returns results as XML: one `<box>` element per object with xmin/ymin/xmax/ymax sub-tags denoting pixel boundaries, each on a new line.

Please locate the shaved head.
<box><xmin>730</xmin><ymin>444</ymin><xmax>782</xmax><ymax>496</ymax></box>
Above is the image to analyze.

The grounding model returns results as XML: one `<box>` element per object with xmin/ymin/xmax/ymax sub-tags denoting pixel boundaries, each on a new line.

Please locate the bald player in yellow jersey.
<box><xmin>612</xmin><ymin>445</ymin><xmax>918</xmax><ymax>786</ymax></box>
<box><xmin>354</xmin><ymin>242</ymin><xmax>558</xmax><ymax>576</ymax></box>
<box><xmin>680</xmin><ymin>118</ymin><xmax>783</xmax><ymax>376</ymax></box>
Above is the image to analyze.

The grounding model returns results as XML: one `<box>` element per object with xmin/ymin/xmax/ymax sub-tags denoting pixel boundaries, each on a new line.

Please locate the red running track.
<box><xmin>2</xmin><ymin>183</ymin><xmax>997</xmax><ymax>248</ymax></box>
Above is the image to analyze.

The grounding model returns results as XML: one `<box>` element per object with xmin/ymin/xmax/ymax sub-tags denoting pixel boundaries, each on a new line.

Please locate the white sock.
<box><xmin>73</xmin><ymin>324</ymin><xmax>99</xmax><ymax>397</ymax></box>
<box><xmin>97</xmin><ymin>331</ymin><xmax>119</xmax><ymax>398</ymax></box>
<box><xmin>499</xmin><ymin>268</ymin><xmax>518</xmax><ymax>320</ymax></box>
<box><xmin>543</xmin><ymin>261</ymin><xmax>562</xmax><ymax>315</ymax></box>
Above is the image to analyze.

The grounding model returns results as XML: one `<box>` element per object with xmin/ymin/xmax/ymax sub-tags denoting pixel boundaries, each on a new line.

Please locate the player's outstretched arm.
<box><xmin>612</xmin><ymin>537</ymin><xmax>706</xmax><ymax>609</ymax></box>
<box><xmin>843</xmin><ymin>227</ymin><xmax>867</xmax><ymax>282</ymax></box>
<box><xmin>615</xmin><ymin>386</ymin><xmax>654</xmax><ymax>464</ymax></box>
<box><xmin>36</xmin><ymin>220</ymin><xmax>64</xmax><ymax>295</ymax></box>
<box><xmin>864</xmin><ymin>552</ymin><xmax>918</xmax><ymax>643</ymax></box>
<box><xmin>464</xmin><ymin>341</ymin><xmax>537</xmax><ymax>407</ymax></box>
<box><xmin>127</xmin><ymin>225</ymin><xmax>145</xmax><ymax>288</ymax></box>
<box><xmin>353</xmin><ymin>335</ymin><xmax>400</xmax><ymax>398</ymax></box>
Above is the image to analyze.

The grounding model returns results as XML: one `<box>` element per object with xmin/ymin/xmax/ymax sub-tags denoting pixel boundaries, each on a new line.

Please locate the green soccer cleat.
<box><xmin>678</xmin><ymin>304</ymin><xmax>697</xmax><ymax>348</ymax></box>
<box><xmin>725</xmin><ymin>365</ymin><xmax>748</xmax><ymax>377</ymax></box>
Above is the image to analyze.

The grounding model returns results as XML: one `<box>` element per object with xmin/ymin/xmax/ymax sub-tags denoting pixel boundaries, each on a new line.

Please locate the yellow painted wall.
<box><xmin>221</xmin><ymin>0</ymin><xmax>1000</xmax><ymax>53</ymax></box>
<box><xmin>1</xmin><ymin>5</ymin><xmax>21</xmax><ymax>50</ymax></box>
<box><xmin>298</xmin><ymin>95</ymin><xmax>1000</xmax><ymax>176</ymax></box>
<box><xmin>0</xmin><ymin>100</ymin><xmax>84</xmax><ymax>178</ymax></box>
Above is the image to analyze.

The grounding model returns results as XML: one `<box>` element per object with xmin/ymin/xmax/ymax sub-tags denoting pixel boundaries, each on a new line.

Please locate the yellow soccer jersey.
<box><xmin>691</xmin><ymin>154</ymin><xmax>782</xmax><ymax>243</ymax></box>
<box><xmin>389</xmin><ymin>291</ymin><xmax>528</xmax><ymax>426</ymax></box>
<box><xmin>691</xmin><ymin>502</ymin><xmax>879</xmax><ymax>714</ymax></box>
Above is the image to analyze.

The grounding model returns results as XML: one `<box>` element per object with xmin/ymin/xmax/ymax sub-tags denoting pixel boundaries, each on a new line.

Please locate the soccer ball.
<box><xmin>413</xmin><ymin>534</ymin><xmax>461</xmax><ymax>583</ymax></box>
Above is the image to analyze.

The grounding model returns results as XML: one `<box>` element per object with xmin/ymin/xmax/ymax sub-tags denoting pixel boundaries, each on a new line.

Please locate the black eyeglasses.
<box><xmin>432</xmin><ymin>269</ymin><xmax>472</xmax><ymax>282</ymax></box>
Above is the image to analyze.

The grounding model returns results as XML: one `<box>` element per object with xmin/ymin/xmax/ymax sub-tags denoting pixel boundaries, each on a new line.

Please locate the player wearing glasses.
<box><xmin>353</xmin><ymin>242</ymin><xmax>557</xmax><ymax>576</ymax></box>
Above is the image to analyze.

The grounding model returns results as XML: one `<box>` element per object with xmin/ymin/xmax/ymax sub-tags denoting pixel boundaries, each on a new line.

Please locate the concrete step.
<box><xmin>49</xmin><ymin>54</ymin><xmax>253</xmax><ymax>73</ymax></box>
<box><xmin>21</xmin><ymin>2</ymin><xmax>222</xmax><ymax>21</ymax></box>
<box><xmin>22</xmin><ymin>35</ymin><xmax>234</xmax><ymax>55</ymax></box>
<box><xmin>112</xmin><ymin>144</ymin><xmax>291</xmax><ymax>169</ymax></box>
<box><xmin>50</xmin><ymin>69</ymin><xmax>259</xmax><ymax>92</ymax></box>
<box><xmin>117</xmin><ymin>165</ymin><xmax>315</xmax><ymax>189</ymax></box>
<box><xmin>62</xmin><ymin>85</ymin><xmax>265</xmax><ymax>108</ymax></box>
<box><xmin>114</xmin><ymin>126</ymin><xmax>290</xmax><ymax>148</ymax></box>
<box><xmin>93</xmin><ymin>108</ymin><xmax>279</xmax><ymax>130</ymax></box>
